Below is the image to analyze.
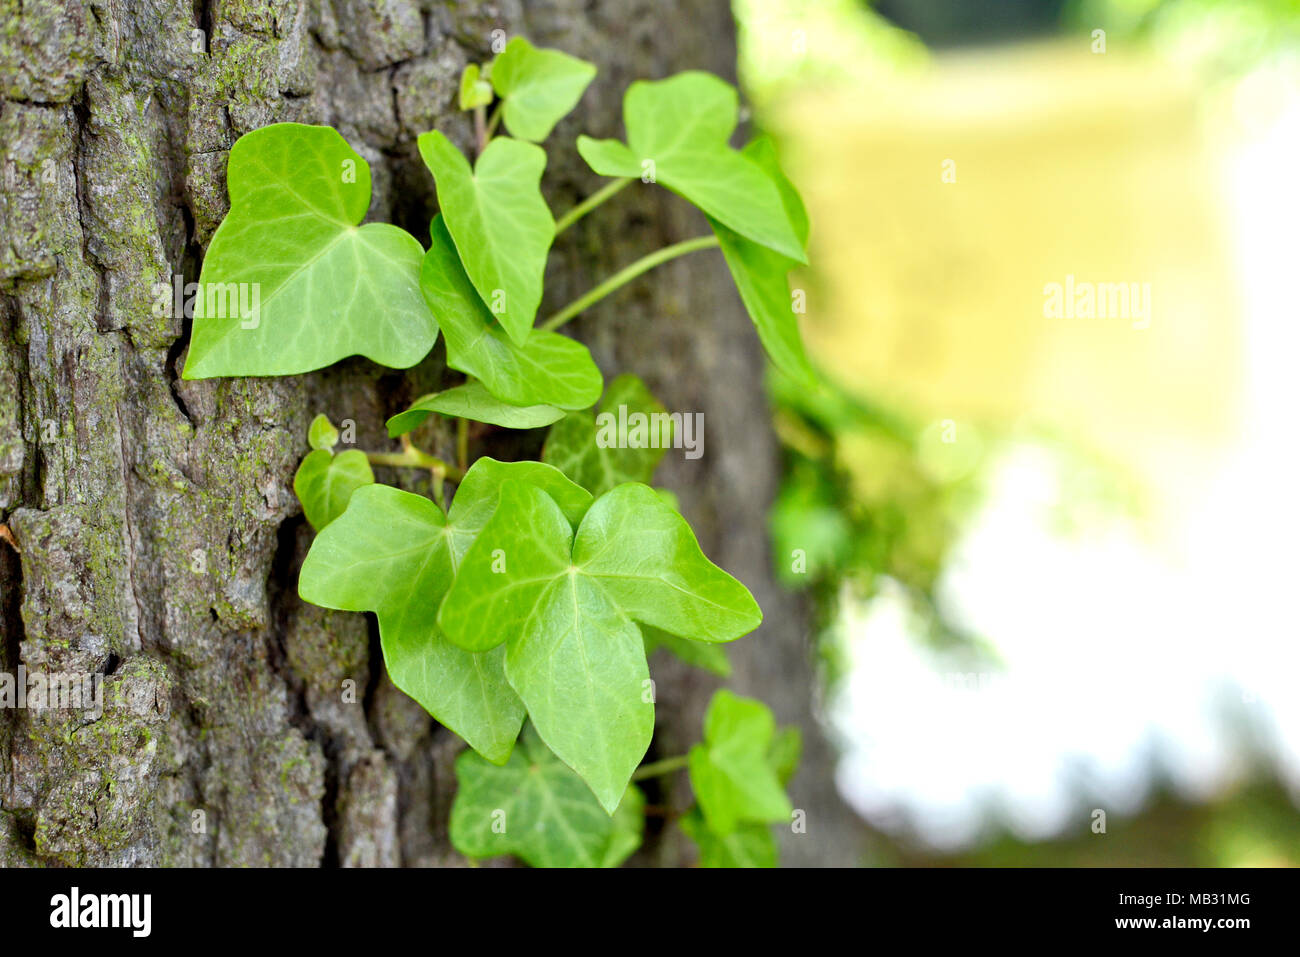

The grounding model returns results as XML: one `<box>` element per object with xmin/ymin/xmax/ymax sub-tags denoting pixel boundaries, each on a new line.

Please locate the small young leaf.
<box><xmin>299</xmin><ymin>459</ymin><xmax>592</xmax><ymax>765</ymax></box>
<box><xmin>711</xmin><ymin>137</ymin><xmax>818</xmax><ymax>387</ymax></box>
<box><xmin>680</xmin><ymin>808</ymin><xmax>776</xmax><ymax>868</ymax></box>
<box><xmin>183</xmin><ymin>123</ymin><xmax>435</xmax><ymax>379</ymax></box>
<box><xmin>489</xmin><ymin>37</ymin><xmax>596</xmax><ymax>142</ymax></box>
<box><xmin>687</xmin><ymin>689</ymin><xmax>792</xmax><ymax>835</ymax></box>
<box><xmin>307</xmin><ymin>413</ymin><xmax>340</xmax><ymax>452</ymax></box>
<box><xmin>293</xmin><ymin>449</ymin><xmax>374</xmax><ymax>531</ymax></box>
<box><xmin>417</xmin><ymin>131</ymin><xmax>554</xmax><ymax>345</ymax></box>
<box><xmin>438</xmin><ymin>479</ymin><xmax>761</xmax><ymax>812</ymax></box>
<box><xmin>541</xmin><ymin>374</ymin><xmax>672</xmax><ymax>495</ymax></box>
<box><xmin>386</xmin><ymin>380</ymin><xmax>563</xmax><ymax>437</ymax></box>
<box><xmin>450</xmin><ymin>725</ymin><xmax>644</xmax><ymax>868</ymax></box>
<box><xmin>459</xmin><ymin>63</ymin><xmax>494</xmax><ymax>110</ymax></box>
<box><xmin>642</xmin><ymin>626</ymin><xmax>731</xmax><ymax>677</ymax></box>
<box><xmin>576</xmin><ymin>72</ymin><xmax>806</xmax><ymax>262</ymax></box>
<box><xmin>423</xmin><ymin>215</ymin><xmax>602</xmax><ymax>410</ymax></box>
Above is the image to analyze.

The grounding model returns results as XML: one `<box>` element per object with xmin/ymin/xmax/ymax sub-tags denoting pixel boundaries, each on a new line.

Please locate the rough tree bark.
<box><xmin>0</xmin><ymin>0</ymin><xmax>861</xmax><ymax>866</ymax></box>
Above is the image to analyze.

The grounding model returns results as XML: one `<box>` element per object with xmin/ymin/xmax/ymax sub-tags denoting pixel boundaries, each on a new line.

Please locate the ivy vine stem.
<box><xmin>629</xmin><ymin>754</ymin><xmax>690</xmax><ymax>781</ymax></box>
<box><xmin>553</xmin><ymin>177</ymin><xmax>633</xmax><ymax>235</ymax></box>
<box><xmin>539</xmin><ymin>234</ymin><xmax>720</xmax><ymax>331</ymax></box>
<box><xmin>366</xmin><ymin>439</ymin><xmax>465</xmax><ymax>483</ymax></box>
<box><xmin>456</xmin><ymin>417</ymin><xmax>469</xmax><ymax>472</ymax></box>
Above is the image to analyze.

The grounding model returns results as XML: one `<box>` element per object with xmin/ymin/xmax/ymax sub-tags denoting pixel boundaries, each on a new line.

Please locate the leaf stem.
<box><xmin>473</xmin><ymin>105</ymin><xmax>488</xmax><ymax>156</ymax></box>
<box><xmin>485</xmin><ymin>103</ymin><xmax>503</xmax><ymax>139</ymax></box>
<box><xmin>553</xmin><ymin>177</ymin><xmax>633</xmax><ymax>236</ymax></box>
<box><xmin>630</xmin><ymin>754</ymin><xmax>690</xmax><ymax>781</ymax></box>
<box><xmin>456</xmin><ymin>417</ymin><xmax>469</xmax><ymax>472</ymax></box>
<box><xmin>366</xmin><ymin>441</ymin><xmax>465</xmax><ymax>483</ymax></box>
<box><xmin>539</xmin><ymin>234</ymin><xmax>720</xmax><ymax>331</ymax></box>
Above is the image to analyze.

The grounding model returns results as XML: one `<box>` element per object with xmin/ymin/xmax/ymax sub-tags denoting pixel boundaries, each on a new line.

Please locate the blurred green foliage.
<box><xmin>767</xmin><ymin>368</ymin><xmax>987</xmax><ymax>684</ymax></box>
<box><xmin>733</xmin><ymin>0</ymin><xmax>927</xmax><ymax>105</ymax></box>
<box><xmin>734</xmin><ymin>0</ymin><xmax>1300</xmax><ymax>104</ymax></box>
<box><xmin>1067</xmin><ymin>0</ymin><xmax>1300</xmax><ymax>74</ymax></box>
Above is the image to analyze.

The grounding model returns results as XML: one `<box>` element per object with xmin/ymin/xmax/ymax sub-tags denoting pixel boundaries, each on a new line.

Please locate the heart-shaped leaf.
<box><xmin>459</xmin><ymin>63</ymin><xmax>493</xmax><ymax>110</ymax></box>
<box><xmin>687</xmin><ymin>689</ymin><xmax>792</xmax><ymax>834</ymax></box>
<box><xmin>711</xmin><ymin>137</ymin><xmax>818</xmax><ymax>387</ymax></box>
<box><xmin>387</xmin><ymin>380</ymin><xmax>563</xmax><ymax>437</ymax></box>
<box><xmin>307</xmin><ymin>413</ymin><xmax>340</xmax><ymax>452</ymax></box>
<box><xmin>576</xmin><ymin>72</ymin><xmax>806</xmax><ymax>262</ymax></box>
<box><xmin>490</xmin><ymin>37</ymin><xmax>596</xmax><ymax>142</ymax></box>
<box><xmin>438</xmin><ymin>479</ymin><xmax>760</xmax><ymax>811</ymax></box>
<box><xmin>450</xmin><ymin>724</ymin><xmax>644</xmax><ymax>867</ymax></box>
<box><xmin>541</xmin><ymin>374</ymin><xmax>673</xmax><ymax>495</ymax></box>
<box><xmin>298</xmin><ymin>459</ymin><xmax>590</xmax><ymax>763</ymax></box>
<box><xmin>293</xmin><ymin>449</ymin><xmax>374</xmax><ymax>531</ymax></box>
<box><xmin>437</xmin><ymin>481</ymin><xmax>650</xmax><ymax>811</ymax></box>
<box><xmin>183</xmin><ymin>123</ymin><xmax>435</xmax><ymax>379</ymax></box>
<box><xmin>417</xmin><ymin>131</ymin><xmax>554</xmax><ymax>345</ymax></box>
<box><xmin>423</xmin><ymin>215</ymin><xmax>602</xmax><ymax>410</ymax></box>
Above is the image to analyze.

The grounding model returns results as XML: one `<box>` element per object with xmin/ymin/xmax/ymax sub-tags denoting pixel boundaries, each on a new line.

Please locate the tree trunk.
<box><xmin>0</xmin><ymin>0</ymin><xmax>861</xmax><ymax>866</ymax></box>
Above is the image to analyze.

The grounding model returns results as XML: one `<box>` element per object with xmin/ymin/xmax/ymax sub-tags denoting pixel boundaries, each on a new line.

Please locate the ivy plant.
<box><xmin>449</xmin><ymin>690</ymin><xmax>799</xmax><ymax>867</ymax></box>
<box><xmin>182</xmin><ymin>124</ymin><xmax>434</xmax><ymax>378</ymax></box>
<box><xmin>293</xmin><ymin>414</ymin><xmax>375</xmax><ymax>531</ymax></box>
<box><xmin>188</xmin><ymin>35</ymin><xmax>816</xmax><ymax>867</ymax></box>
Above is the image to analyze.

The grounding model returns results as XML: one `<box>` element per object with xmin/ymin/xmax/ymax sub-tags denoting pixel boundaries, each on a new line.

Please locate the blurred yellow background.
<box><xmin>776</xmin><ymin>43</ymin><xmax>1241</xmax><ymax>481</ymax></box>
<box><xmin>744</xmin><ymin>0</ymin><xmax>1300</xmax><ymax>865</ymax></box>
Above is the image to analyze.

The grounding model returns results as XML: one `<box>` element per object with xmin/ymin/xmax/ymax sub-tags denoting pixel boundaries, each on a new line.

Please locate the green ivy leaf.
<box><xmin>450</xmin><ymin>456</ymin><xmax>595</xmax><ymax>536</ymax></box>
<box><xmin>459</xmin><ymin>63</ymin><xmax>493</xmax><ymax>110</ymax></box>
<box><xmin>293</xmin><ymin>449</ymin><xmax>373</xmax><ymax>531</ymax></box>
<box><xmin>767</xmin><ymin>725</ymin><xmax>803</xmax><ymax>787</ymax></box>
<box><xmin>307</xmin><ymin>413</ymin><xmax>340</xmax><ymax>451</ymax></box>
<box><xmin>599</xmin><ymin>778</ymin><xmax>646</xmax><ymax>868</ymax></box>
<box><xmin>489</xmin><ymin>37</ymin><xmax>596</xmax><ymax>142</ymax></box>
<box><xmin>417</xmin><ymin>131</ymin><xmax>554</xmax><ymax>345</ymax></box>
<box><xmin>576</xmin><ymin>72</ymin><xmax>806</xmax><ymax>262</ymax></box>
<box><xmin>654</xmin><ymin>487</ymin><xmax>680</xmax><ymax>512</ymax></box>
<box><xmin>424</xmin><ymin>215</ymin><xmax>602</xmax><ymax>410</ymax></box>
<box><xmin>183</xmin><ymin>123</ymin><xmax>435</xmax><ymax>379</ymax></box>
<box><xmin>711</xmin><ymin>137</ymin><xmax>818</xmax><ymax>387</ymax></box>
<box><xmin>298</xmin><ymin>460</ymin><xmax>590</xmax><ymax>763</ymax></box>
<box><xmin>298</xmin><ymin>484</ymin><xmax>521</xmax><ymax>762</ymax></box>
<box><xmin>450</xmin><ymin>724</ymin><xmax>644</xmax><ymax>867</ymax></box>
<box><xmin>575</xmin><ymin>484</ymin><xmax>762</xmax><ymax>641</ymax></box>
<box><xmin>541</xmin><ymin>374</ymin><xmax>672</xmax><ymax>495</ymax></box>
<box><xmin>387</xmin><ymin>380</ymin><xmax>563</xmax><ymax>437</ymax></box>
<box><xmin>642</xmin><ymin>626</ymin><xmax>731</xmax><ymax>677</ymax></box>
<box><xmin>680</xmin><ymin>808</ymin><xmax>776</xmax><ymax>868</ymax></box>
<box><xmin>438</xmin><ymin>480</ymin><xmax>760</xmax><ymax>811</ymax></box>
<box><xmin>438</xmin><ymin>481</ymin><xmax>649</xmax><ymax>812</ymax></box>
<box><xmin>688</xmin><ymin>689</ymin><xmax>792</xmax><ymax>834</ymax></box>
